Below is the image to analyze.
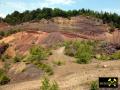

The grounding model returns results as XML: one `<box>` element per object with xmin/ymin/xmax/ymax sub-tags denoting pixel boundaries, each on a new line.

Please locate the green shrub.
<box><xmin>90</xmin><ymin>81</ymin><xmax>98</xmax><ymax>90</ymax></box>
<box><xmin>75</xmin><ymin>41</ymin><xmax>93</xmax><ymax>64</ymax></box>
<box><xmin>0</xmin><ymin>31</ymin><xmax>5</xmax><ymax>37</ymax></box>
<box><xmin>0</xmin><ymin>69</ymin><xmax>10</xmax><ymax>85</ymax></box>
<box><xmin>64</xmin><ymin>41</ymin><xmax>76</xmax><ymax>56</ymax></box>
<box><xmin>4</xmin><ymin>62</ymin><xmax>10</xmax><ymax>71</ymax></box>
<box><xmin>76</xmin><ymin>51</ymin><xmax>92</xmax><ymax>64</ymax></box>
<box><xmin>37</xmin><ymin>63</ymin><xmax>53</xmax><ymax>75</ymax></box>
<box><xmin>95</xmin><ymin>54</ymin><xmax>110</xmax><ymax>60</ymax></box>
<box><xmin>110</xmin><ymin>51</ymin><xmax>120</xmax><ymax>60</ymax></box>
<box><xmin>64</xmin><ymin>40</ymin><xmax>94</xmax><ymax>64</ymax></box>
<box><xmin>28</xmin><ymin>45</ymin><xmax>49</xmax><ymax>62</ymax></box>
<box><xmin>1</xmin><ymin>54</ymin><xmax>10</xmax><ymax>62</ymax></box>
<box><xmin>64</xmin><ymin>41</ymin><xmax>73</xmax><ymax>49</ymax></box>
<box><xmin>13</xmin><ymin>55</ymin><xmax>23</xmax><ymax>63</ymax></box>
<box><xmin>40</xmin><ymin>77</ymin><xmax>59</xmax><ymax>90</ymax></box>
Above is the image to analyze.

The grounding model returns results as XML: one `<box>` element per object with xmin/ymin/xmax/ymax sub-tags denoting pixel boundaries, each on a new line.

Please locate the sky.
<box><xmin>0</xmin><ymin>0</ymin><xmax>120</xmax><ymax>18</ymax></box>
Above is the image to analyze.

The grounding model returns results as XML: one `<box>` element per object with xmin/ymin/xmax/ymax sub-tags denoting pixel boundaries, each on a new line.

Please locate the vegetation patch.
<box><xmin>40</xmin><ymin>77</ymin><xmax>59</xmax><ymax>90</ymax></box>
<box><xmin>64</xmin><ymin>40</ymin><xmax>94</xmax><ymax>64</ymax></box>
<box><xmin>110</xmin><ymin>51</ymin><xmax>120</xmax><ymax>60</ymax></box>
<box><xmin>90</xmin><ymin>81</ymin><xmax>98</xmax><ymax>90</ymax></box>
<box><xmin>52</xmin><ymin>60</ymin><xmax>65</xmax><ymax>66</ymax></box>
<box><xmin>26</xmin><ymin>45</ymin><xmax>50</xmax><ymax>63</ymax></box>
<box><xmin>95</xmin><ymin>54</ymin><xmax>110</xmax><ymax>61</ymax></box>
<box><xmin>0</xmin><ymin>69</ymin><xmax>10</xmax><ymax>85</ymax></box>
<box><xmin>13</xmin><ymin>54</ymin><xmax>24</xmax><ymax>63</ymax></box>
<box><xmin>37</xmin><ymin>63</ymin><xmax>53</xmax><ymax>75</ymax></box>
<box><xmin>0</xmin><ymin>54</ymin><xmax>10</xmax><ymax>62</ymax></box>
<box><xmin>0</xmin><ymin>29</ymin><xmax>21</xmax><ymax>38</ymax></box>
<box><xmin>21</xmin><ymin>45</ymin><xmax>53</xmax><ymax>75</ymax></box>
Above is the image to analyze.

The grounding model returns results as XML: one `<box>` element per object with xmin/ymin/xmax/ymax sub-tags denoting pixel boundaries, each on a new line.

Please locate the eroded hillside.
<box><xmin>0</xmin><ymin>15</ymin><xmax>120</xmax><ymax>90</ymax></box>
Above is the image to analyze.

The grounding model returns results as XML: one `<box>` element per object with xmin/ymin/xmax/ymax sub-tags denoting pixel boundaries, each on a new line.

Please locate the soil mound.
<box><xmin>8</xmin><ymin>63</ymin><xmax>43</xmax><ymax>83</ymax></box>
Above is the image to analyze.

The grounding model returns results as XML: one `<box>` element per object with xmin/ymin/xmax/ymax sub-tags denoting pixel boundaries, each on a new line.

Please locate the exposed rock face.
<box><xmin>15</xmin><ymin>15</ymin><xmax>107</xmax><ymax>36</ymax></box>
<box><xmin>50</xmin><ymin>16</ymin><xmax>105</xmax><ymax>35</ymax></box>
<box><xmin>42</xmin><ymin>32</ymin><xmax>64</xmax><ymax>47</ymax></box>
<box><xmin>8</xmin><ymin>63</ymin><xmax>43</xmax><ymax>83</ymax></box>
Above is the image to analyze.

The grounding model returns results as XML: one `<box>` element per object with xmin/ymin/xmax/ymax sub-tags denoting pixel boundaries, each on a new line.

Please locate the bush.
<box><xmin>110</xmin><ymin>51</ymin><xmax>120</xmax><ymax>60</ymax></box>
<box><xmin>64</xmin><ymin>41</ymin><xmax>76</xmax><ymax>56</ymax></box>
<box><xmin>40</xmin><ymin>77</ymin><xmax>59</xmax><ymax>90</ymax></box>
<box><xmin>90</xmin><ymin>81</ymin><xmax>98</xmax><ymax>90</ymax></box>
<box><xmin>75</xmin><ymin>41</ymin><xmax>93</xmax><ymax>64</ymax></box>
<box><xmin>95</xmin><ymin>54</ymin><xmax>110</xmax><ymax>60</ymax></box>
<box><xmin>4</xmin><ymin>62</ymin><xmax>10</xmax><ymax>71</ymax></box>
<box><xmin>1</xmin><ymin>54</ymin><xmax>10</xmax><ymax>62</ymax></box>
<box><xmin>76</xmin><ymin>51</ymin><xmax>92</xmax><ymax>64</ymax></box>
<box><xmin>37</xmin><ymin>63</ymin><xmax>53</xmax><ymax>75</ymax></box>
<box><xmin>13</xmin><ymin>55</ymin><xmax>23</xmax><ymax>63</ymax></box>
<box><xmin>28</xmin><ymin>45</ymin><xmax>49</xmax><ymax>62</ymax></box>
<box><xmin>64</xmin><ymin>40</ymin><xmax>94</xmax><ymax>64</ymax></box>
<box><xmin>0</xmin><ymin>69</ymin><xmax>10</xmax><ymax>85</ymax></box>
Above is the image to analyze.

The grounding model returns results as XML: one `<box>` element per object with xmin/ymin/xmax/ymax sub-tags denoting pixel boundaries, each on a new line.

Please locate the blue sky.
<box><xmin>0</xmin><ymin>0</ymin><xmax>120</xmax><ymax>18</ymax></box>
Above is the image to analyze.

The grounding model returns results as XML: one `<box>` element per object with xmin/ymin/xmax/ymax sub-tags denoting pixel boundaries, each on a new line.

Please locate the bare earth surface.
<box><xmin>1</xmin><ymin>47</ymin><xmax>120</xmax><ymax>90</ymax></box>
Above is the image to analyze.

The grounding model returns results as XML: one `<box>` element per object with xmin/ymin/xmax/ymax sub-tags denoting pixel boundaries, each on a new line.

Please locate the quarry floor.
<box><xmin>0</xmin><ymin>47</ymin><xmax>120</xmax><ymax>90</ymax></box>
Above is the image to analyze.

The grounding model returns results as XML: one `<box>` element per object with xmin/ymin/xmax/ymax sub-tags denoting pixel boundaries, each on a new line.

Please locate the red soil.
<box><xmin>0</xmin><ymin>22</ymin><xmax>9</xmax><ymax>30</ymax></box>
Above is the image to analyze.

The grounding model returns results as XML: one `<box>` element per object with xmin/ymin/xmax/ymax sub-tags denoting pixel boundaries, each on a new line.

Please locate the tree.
<box><xmin>22</xmin><ymin>10</ymin><xmax>32</xmax><ymax>22</ymax></box>
<box><xmin>42</xmin><ymin>8</ymin><xmax>53</xmax><ymax>19</ymax></box>
<box><xmin>3</xmin><ymin>7</ymin><xmax>120</xmax><ymax>29</ymax></box>
<box><xmin>0</xmin><ymin>17</ymin><xmax>3</xmax><ymax>22</ymax></box>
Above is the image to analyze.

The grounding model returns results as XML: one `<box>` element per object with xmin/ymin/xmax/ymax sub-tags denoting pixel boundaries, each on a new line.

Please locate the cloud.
<box><xmin>37</xmin><ymin>0</ymin><xmax>75</xmax><ymax>8</ymax></box>
<box><xmin>102</xmin><ymin>8</ymin><xmax>120</xmax><ymax>14</ymax></box>
<box><xmin>45</xmin><ymin>0</ymin><xmax>75</xmax><ymax>5</ymax></box>
<box><xmin>0</xmin><ymin>13</ymin><xmax>6</xmax><ymax>18</ymax></box>
<box><xmin>0</xmin><ymin>0</ymin><xmax>76</xmax><ymax>17</ymax></box>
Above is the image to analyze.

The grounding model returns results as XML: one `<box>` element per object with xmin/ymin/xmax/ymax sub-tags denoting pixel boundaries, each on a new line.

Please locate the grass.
<box><xmin>36</xmin><ymin>63</ymin><xmax>54</xmax><ymax>75</ymax></box>
<box><xmin>26</xmin><ymin>45</ymin><xmax>51</xmax><ymax>63</ymax></box>
<box><xmin>0</xmin><ymin>54</ymin><xmax>10</xmax><ymax>62</ymax></box>
<box><xmin>40</xmin><ymin>77</ymin><xmax>59</xmax><ymax>90</ymax></box>
<box><xmin>22</xmin><ymin>45</ymin><xmax>51</xmax><ymax>63</ymax></box>
<box><xmin>90</xmin><ymin>81</ymin><xmax>98</xmax><ymax>90</ymax></box>
<box><xmin>21</xmin><ymin>45</ymin><xmax>53</xmax><ymax>75</ymax></box>
<box><xmin>95</xmin><ymin>54</ymin><xmax>110</xmax><ymax>61</ymax></box>
<box><xmin>52</xmin><ymin>60</ymin><xmax>65</xmax><ymax>66</ymax></box>
<box><xmin>110</xmin><ymin>51</ymin><xmax>120</xmax><ymax>60</ymax></box>
<box><xmin>0</xmin><ymin>69</ymin><xmax>10</xmax><ymax>85</ymax></box>
<box><xmin>13</xmin><ymin>54</ymin><xmax>24</xmax><ymax>63</ymax></box>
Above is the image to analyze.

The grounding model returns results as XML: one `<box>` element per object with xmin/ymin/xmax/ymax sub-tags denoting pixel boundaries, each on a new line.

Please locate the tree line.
<box><xmin>1</xmin><ymin>8</ymin><xmax>120</xmax><ymax>29</ymax></box>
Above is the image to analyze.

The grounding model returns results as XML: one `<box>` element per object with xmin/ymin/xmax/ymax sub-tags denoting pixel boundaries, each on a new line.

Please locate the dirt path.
<box><xmin>1</xmin><ymin>47</ymin><xmax>120</xmax><ymax>90</ymax></box>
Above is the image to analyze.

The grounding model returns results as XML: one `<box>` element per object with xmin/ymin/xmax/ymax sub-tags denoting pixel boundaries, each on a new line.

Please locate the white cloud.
<box><xmin>0</xmin><ymin>13</ymin><xmax>6</xmax><ymax>18</ymax></box>
<box><xmin>102</xmin><ymin>8</ymin><xmax>120</xmax><ymax>14</ymax></box>
<box><xmin>45</xmin><ymin>0</ymin><xmax>75</xmax><ymax>5</ymax></box>
<box><xmin>37</xmin><ymin>0</ymin><xmax>75</xmax><ymax>8</ymax></box>
<box><xmin>0</xmin><ymin>0</ymin><xmax>76</xmax><ymax>17</ymax></box>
